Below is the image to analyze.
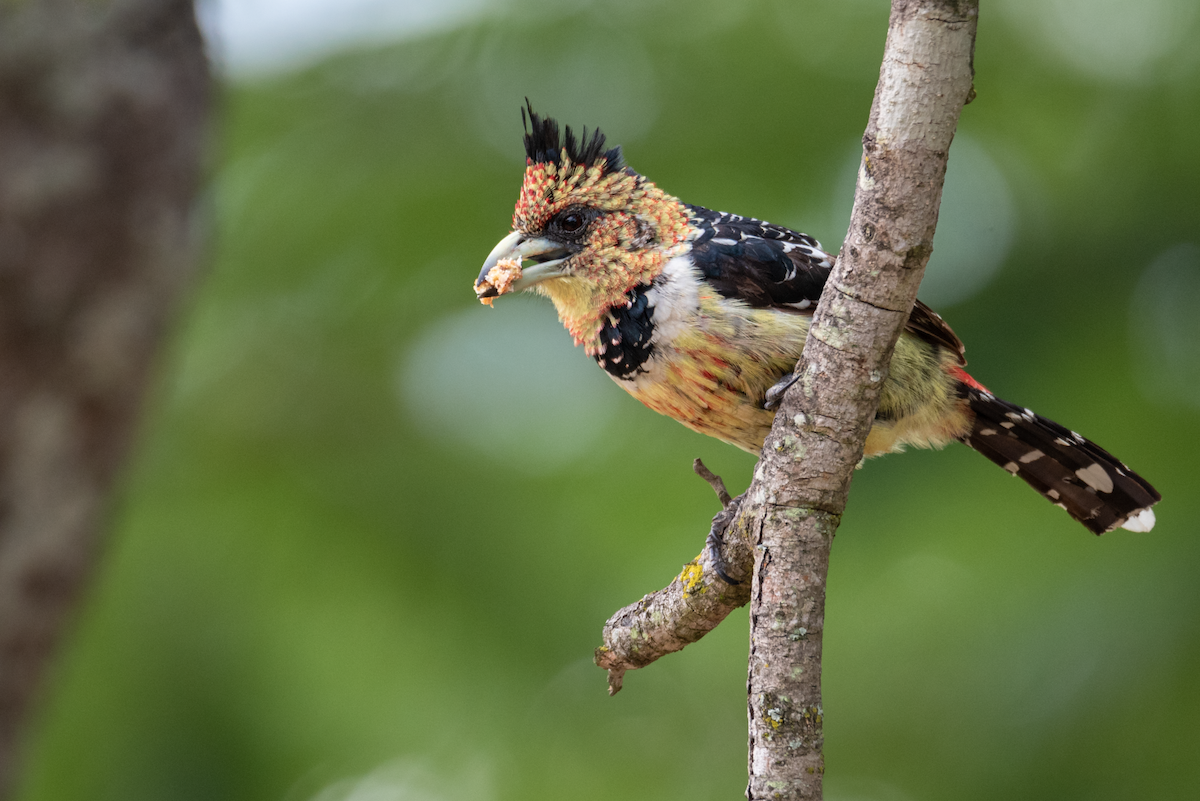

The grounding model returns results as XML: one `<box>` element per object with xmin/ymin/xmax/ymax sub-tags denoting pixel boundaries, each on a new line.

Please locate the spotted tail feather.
<box><xmin>959</xmin><ymin>387</ymin><xmax>1160</xmax><ymax>534</ymax></box>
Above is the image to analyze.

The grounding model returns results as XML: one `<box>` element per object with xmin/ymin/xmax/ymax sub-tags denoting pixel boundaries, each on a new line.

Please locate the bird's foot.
<box><xmin>763</xmin><ymin>372</ymin><xmax>800</xmax><ymax>410</ymax></box>
<box><xmin>705</xmin><ymin>514</ymin><xmax>742</xmax><ymax>585</ymax></box>
<box><xmin>692</xmin><ymin>458</ymin><xmax>744</xmax><ymax>584</ymax></box>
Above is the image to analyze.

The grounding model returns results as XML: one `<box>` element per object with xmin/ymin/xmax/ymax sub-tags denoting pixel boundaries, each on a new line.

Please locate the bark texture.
<box><xmin>595</xmin><ymin>1</ymin><xmax>977</xmax><ymax>798</ymax></box>
<box><xmin>0</xmin><ymin>0</ymin><xmax>210</xmax><ymax>795</ymax></box>
<box><xmin>745</xmin><ymin>4</ymin><xmax>976</xmax><ymax>797</ymax></box>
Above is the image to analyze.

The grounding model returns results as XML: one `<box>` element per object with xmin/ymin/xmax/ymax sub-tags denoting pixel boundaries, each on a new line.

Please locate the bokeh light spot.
<box><xmin>468</xmin><ymin>35</ymin><xmax>660</xmax><ymax>163</ymax></box>
<box><xmin>1130</xmin><ymin>243</ymin><xmax>1200</xmax><ymax>408</ymax></box>
<box><xmin>999</xmin><ymin>0</ymin><xmax>1200</xmax><ymax>84</ymax></box>
<box><xmin>831</xmin><ymin>134</ymin><xmax>1016</xmax><ymax>308</ymax></box>
<box><xmin>399</xmin><ymin>300</ymin><xmax>621</xmax><ymax>471</ymax></box>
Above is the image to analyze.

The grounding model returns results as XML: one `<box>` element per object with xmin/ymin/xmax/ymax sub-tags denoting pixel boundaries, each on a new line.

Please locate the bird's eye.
<box><xmin>558</xmin><ymin>211</ymin><xmax>585</xmax><ymax>233</ymax></box>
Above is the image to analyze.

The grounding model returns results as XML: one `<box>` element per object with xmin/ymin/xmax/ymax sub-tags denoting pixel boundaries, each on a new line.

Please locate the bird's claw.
<box><xmin>705</xmin><ymin>507</ymin><xmax>742</xmax><ymax>585</ymax></box>
<box><xmin>763</xmin><ymin>372</ymin><xmax>800</xmax><ymax>410</ymax></box>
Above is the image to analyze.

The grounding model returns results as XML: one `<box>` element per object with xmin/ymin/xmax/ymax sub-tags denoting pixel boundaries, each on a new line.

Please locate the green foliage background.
<box><xmin>17</xmin><ymin>2</ymin><xmax>1200</xmax><ymax>799</ymax></box>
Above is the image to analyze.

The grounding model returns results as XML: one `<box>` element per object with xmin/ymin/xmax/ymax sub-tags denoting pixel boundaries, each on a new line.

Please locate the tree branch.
<box><xmin>596</xmin><ymin>462</ymin><xmax>751</xmax><ymax>695</ymax></box>
<box><xmin>595</xmin><ymin>1</ymin><xmax>977</xmax><ymax>797</ymax></box>
<box><xmin>745</xmin><ymin>4</ymin><xmax>976</xmax><ymax>795</ymax></box>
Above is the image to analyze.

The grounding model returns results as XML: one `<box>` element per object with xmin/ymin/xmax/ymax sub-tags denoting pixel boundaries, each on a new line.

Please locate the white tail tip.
<box><xmin>1120</xmin><ymin>507</ymin><xmax>1157</xmax><ymax>532</ymax></box>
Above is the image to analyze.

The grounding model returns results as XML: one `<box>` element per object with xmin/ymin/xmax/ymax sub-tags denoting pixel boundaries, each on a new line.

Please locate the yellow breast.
<box><xmin>616</xmin><ymin>294</ymin><xmax>971</xmax><ymax>457</ymax></box>
<box><xmin>621</xmin><ymin>296</ymin><xmax>804</xmax><ymax>453</ymax></box>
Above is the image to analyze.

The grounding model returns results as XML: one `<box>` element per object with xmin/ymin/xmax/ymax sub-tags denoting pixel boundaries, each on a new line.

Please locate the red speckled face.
<box><xmin>512</xmin><ymin>152</ymin><xmax>692</xmax><ymax>256</ymax></box>
<box><xmin>512</xmin><ymin>155</ymin><xmax>639</xmax><ymax>234</ymax></box>
<box><xmin>499</xmin><ymin>151</ymin><xmax>697</xmax><ymax>351</ymax></box>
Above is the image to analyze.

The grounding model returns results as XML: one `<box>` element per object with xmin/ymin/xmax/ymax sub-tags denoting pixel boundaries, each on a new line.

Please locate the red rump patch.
<box><xmin>949</xmin><ymin>366</ymin><xmax>989</xmax><ymax>393</ymax></box>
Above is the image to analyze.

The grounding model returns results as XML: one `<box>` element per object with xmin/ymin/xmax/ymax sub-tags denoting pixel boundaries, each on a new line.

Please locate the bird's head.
<box><xmin>477</xmin><ymin>103</ymin><xmax>693</xmax><ymax>352</ymax></box>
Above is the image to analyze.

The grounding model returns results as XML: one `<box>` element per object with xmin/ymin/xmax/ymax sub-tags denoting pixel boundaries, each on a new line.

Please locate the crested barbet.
<box><xmin>475</xmin><ymin>105</ymin><xmax>1160</xmax><ymax>535</ymax></box>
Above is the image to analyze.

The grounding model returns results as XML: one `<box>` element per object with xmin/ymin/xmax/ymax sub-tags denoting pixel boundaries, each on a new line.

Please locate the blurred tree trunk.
<box><xmin>0</xmin><ymin>0</ymin><xmax>210</xmax><ymax>795</ymax></box>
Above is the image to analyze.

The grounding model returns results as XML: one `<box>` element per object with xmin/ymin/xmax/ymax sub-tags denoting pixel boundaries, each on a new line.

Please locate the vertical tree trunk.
<box><xmin>0</xmin><ymin>0</ymin><xmax>210</xmax><ymax>795</ymax></box>
<box><xmin>743</xmin><ymin>2</ymin><xmax>977</xmax><ymax>798</ymax></box>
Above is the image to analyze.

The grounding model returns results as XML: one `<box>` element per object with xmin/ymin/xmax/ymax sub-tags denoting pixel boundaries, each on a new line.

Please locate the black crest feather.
<box><xmin>522</xmin><ymin>99</ymin><xmax>625</xmax><ymax>175</ymax></box>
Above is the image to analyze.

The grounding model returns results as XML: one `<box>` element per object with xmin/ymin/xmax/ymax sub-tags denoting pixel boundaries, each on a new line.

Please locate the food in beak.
<box><xmin>474</xmin><ymin>258</ymin><xmax>523</xmax><ymax>307</ymax></box>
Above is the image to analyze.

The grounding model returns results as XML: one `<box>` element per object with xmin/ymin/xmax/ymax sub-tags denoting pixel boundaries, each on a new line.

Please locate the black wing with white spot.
<box><xmin>686</xmin><ymin>206</ymin><xmax>967</xmax><ymax>362</ymax></box>
<box><xmin>686</xmin><ymin>207</ymin><xmax>832</xmax><ymax>312</ymax></box>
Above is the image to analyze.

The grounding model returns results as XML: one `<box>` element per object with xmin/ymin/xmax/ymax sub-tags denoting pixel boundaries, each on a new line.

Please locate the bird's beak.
<box><xmin>475</xmin><ymin>231</ymin><xmax>570</xmax><ymax>298</ymax></box>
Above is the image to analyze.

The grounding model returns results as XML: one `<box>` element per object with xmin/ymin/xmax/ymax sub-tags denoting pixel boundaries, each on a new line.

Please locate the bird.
<box><xmin>475</xmin><ymin>104</ymin><xmax>1160</xmax><ymax>535</ymax></box>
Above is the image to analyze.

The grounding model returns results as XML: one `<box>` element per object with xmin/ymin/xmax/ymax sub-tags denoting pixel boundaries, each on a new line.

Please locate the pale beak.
<box><xmin>475</xmin><ymin>231</ymin><xmax>570</xmax><ymax>298</ymax></box>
